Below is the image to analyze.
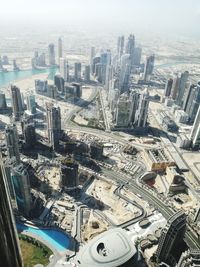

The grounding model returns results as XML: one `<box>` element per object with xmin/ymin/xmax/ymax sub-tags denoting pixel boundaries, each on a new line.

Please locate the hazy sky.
<box><xmin>1</xmin><ymin>0</ymin><xmax>200</xmax><ymax>37</ymax></box>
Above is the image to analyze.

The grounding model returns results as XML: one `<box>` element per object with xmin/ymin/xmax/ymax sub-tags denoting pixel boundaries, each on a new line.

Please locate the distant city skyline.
<box><xmin>0</xmin><ymin>0</ymin><xmax>200</xmax><ymax>39</ymax></box>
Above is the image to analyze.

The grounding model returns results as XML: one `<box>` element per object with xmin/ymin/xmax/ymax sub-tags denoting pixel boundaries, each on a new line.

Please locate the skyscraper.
<box><xmin>125</xmin><ymin>34</ymin><xmax>135</xmax><ymax>66</ymax></box>
<box><xmin>60</xmin><ymin>158</ymin><xmax>79</xmax><ymax>188</ymax></box>
<box><xmin>134</xmin><ymin>89</ymin><xmax>149</xmax><ymax>127</ymax></box>
<box><xmin>59</xmin><ymin>57</ymin><xmax>69</xmax><ymax>81</ymax></box>
<box><xmin>54</xmin><ymin>74</ymin><xmax>65</xmax><ymax>93</ymax></box>
<box><xmin>84</xmin><ymin>65</ymin><xmax>90</xmax><ymax>82</ymax></box>
<box><xmin>190</xmin><ymin>105</ymin><xmax>200</xmax><ymax>148</ymax></box>
<box><xmin>74</xmin><ymin>62</ymin><xmax>82</xmax><ymax>81</ymax></box>
<box><xmin>5</xmin><ymin>124</ymin><xmax>20</xmax><ymax>164</ymax></box>
<box><xmin>119</xmin><ymin>54</ymin><xmax>131</xmax><ymax>93</ymax></box>
<box><xmin>133</xmin><ymin>47</ymin><xmax>142</xmax><ymax>66</ymax></box>
<box><xmin>176</xmin><ymin>71</ymin><xmax>189</xmax><ymax>107</ymax></box>
<box><xmin>156</xmin><ymin>211</ymin><xmax>187</xmax><ymax>266</ymax></box>
<box><xmin>58</xmin><ymin>37</ymin><xmax>63</xmax><ymax>63</ymax></box>
<box><xmin>100</xmin><ymin>50</ymin><xmax>111</xmax><ymax>84</ymax></box>
<box><xmin>115</xmin><ymin>94</ymin><xmax>131</xmax><ymax>127</ymax></box>
<box><xmin>90</xmin><ymin>46</ymin><xmax>96</xmax><ymax>66</ymax></box>
<box><xmin>11</xmin><ymin>85</ymin><xmax>24</xmax><ymax>121</ymax></box>
<box><xmin>26</xmin><ymin>94</ymin><xmax>36</xmax><ymax>114</ymax></box>
<box><xmin>184</xmin><ymin>81</ymin><xmax>200</xmax><ymax>122</ymax></box>
<box><xmin>46</xmin><ymin>103</ymin><xmax>61</xmax><ymax>149</ymax></box>
<box><xmin>0</xmin><ymin>159</ymin><xmax>23</xmax><ymax>267</ymax></box>
<box><xmin>48</xmin><ymin>43</ymin><xmax>56</xmax><ymax>65</ymax></box>
<box><xmin>164</xmin><ymin>78</ymin><xmax>173</xmax><ymax>97</ymax></box>
<box><xmin>117</xmin><ymin>35</ymin><xmax>125</xmax><ymax>59</ymax></box>
<box><xmin>0</xmin><ymin>93</ymin><xmax>7</xmax><ymax>109</ymax></box>
<box><xmin>176</xmin><ymin>249</ymin><xmax>200</xmax><ymax>267</ymax></box>
<box><xmin>11</xmin><ymin>163</ymin><xmax>31</xmax><ymax>217</ymax></box>
<box><xmin>23</xmin><ymin>123</ymin><xmax>37</xmax><ymax>148</ymax></box>
<box><xmin>143</xmin><ymin>54</ymin><xmax>155</xmax><ymax>82</ymax></box>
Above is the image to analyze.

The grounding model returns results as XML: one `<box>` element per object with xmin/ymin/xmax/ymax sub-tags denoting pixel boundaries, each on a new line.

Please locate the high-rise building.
<box><xmin>134</xmin><ymin>89</ymin><xmax>149</xmax><ymax>127</ymax></box>
<box><xmin>92</xmin><ymin>56</ymin><xmax>101</xmax><ymax>74</ymax></box>
<box><xmin>184</xmin><ymin>81</ymin><xmax>200</xmax><ymax>122</ymax></box>
<box><xmin>176</xmin><ymin>71</ymin><xmax>189</xmax><ymax>107</ymax></box>
<box><xmin>171</xmin><ymin>76</ymin><xmax>180</xmax><ymax>100</ymax></box>
<box><xmin>26</xmin><ymin>94</ymin><xmax>36</xmax><ymax>114</ymax></box>
<box><xmin>117</xmin><ymin>35</ymin><xmax>124</xmax><ymax>59</ymax></box>
<box><xmin>100</xmin><ymin>50</ymin><xmax>111</xmax><ymax>84</ymax></box>
<box><xmin>54</xmin><ymin>74</ymin><xmax>65</xmax><ymax>93</ymax></box>
<box><xmin>0</xmin><ymin>159</ymin><xmax>23</xmax><ymax>267</ymax></box>
<box><xmin>58</xmin><ymin>37</ymin><xmax>63</xmax><ymax>63</ymax></box>
<box><xmin>190</xmin><ymin>105</ymin><xmax>200</xmax><ymax>148</ymax></box>
<box><xmin>119</xmin><ymin>54</ymin><xmax>131</xmax><ymax>93</ymax></box>
<box><xmin>156</xmin><ymin>211</ymin><xmax>187</xmax><ymax>266</ymax></box>
<box><xmin>11</xmin><ymin>85</ymin><xmax>24</xmax><ymax>121</ymax></box>
<box><xmin>84</xmin><ymin>65</ymin><xmax>90</xmax><ymax>82</ymax></box>
<box><xmin>11</xmin><ymin>163</ymin><xmax>31</xmax><ymax>217</ymax></box>
<box><xmin>48</xmin><ymin>43</ymin><xmax>56</xmax><ymax>66</ymax></box>
<box><xmin>0</xmin><ymin>92</ymin><xmax>7</xmax><ymax>109</ymax></box>
<box><xmin>35</xmin><ymin>80</ymin><xmax>48</xmax><ymax>93</ymax></box>
<box><xmin>90</xmin><ymin>46</ymin><xmax>96</xmax><ymax>66</ymax></box>
<box><xmin>59</xmin><ymin>58</ymin><xmax>69</xmax><ymax>81</ymax></box>
<box><xmin>23</xmin><ymin>123</ymin><xmax>37</xmax><ymax>148</ymax></box>
<box><xmin>72</xmin><ymin>83</ymin><xmax>82</xmax><ymax>98</ymax></box>
<box><xmin>115</xmin><ymin>94</ymin><xmax>131</xmax><ymax>127</ymax></box>
<box><xmin>164</xmin><ymin>78</ymin><xmax>173</xmax><ymax>97</ymax></box>
<box><xmin>5</xmin><ymin>124</ymin><xmax>20</xmax><ymax>164</ymax></box>
<box><xmin>60</xmin><ymin>158</ymin><xmax>79</xmax><ymax>188</ymax></box>
<box><xmin>46</xmin><ymin>103</ymin><xmax>61</xmax><ymax>149</ymax></box>
<box><xmin>133</xmin><ymin>47</ymin><xmax>142</xmax><ymax>66</ymax></box>
<box><xmin>125</xmin><ymin>34</ymin><xmax>135</xmax><ymax>66</ymax></box>
<box><xmin>143</xmin><ymin>54</ymin><xmax>155</xmax><ymax>82</ymax></box>
<box><xmin>74</xmin><ymin>62</ymin><xmax>82</xmax><ymax>81</ymax></box>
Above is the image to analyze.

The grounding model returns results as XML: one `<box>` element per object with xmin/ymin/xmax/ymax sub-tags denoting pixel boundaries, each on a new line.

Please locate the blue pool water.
<box><xmin>0</xmin><ymin>67</ymin><xmax>58</xmax><ymax>88</ymax></box>
<box><xmin>17</xmin><ymin>223</ymin><xmax>70</xmax><ymax>252</ymax></box>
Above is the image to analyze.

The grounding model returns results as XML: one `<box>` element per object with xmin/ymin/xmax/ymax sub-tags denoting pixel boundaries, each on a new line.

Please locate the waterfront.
<box><xmin>0</xmin><ymin>67</ymin><xmax>57</xmax><ymax>88</ymax></box>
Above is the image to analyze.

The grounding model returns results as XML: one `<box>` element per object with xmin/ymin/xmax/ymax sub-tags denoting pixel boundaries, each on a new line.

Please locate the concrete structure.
<box><xmin>143</xmin><ymin>54</ymin><xmax>155</xmax><ymax>82</ymax></box>
<box><xmin>0</xmin><ymin>93</ymin><xmax>7</xmax><ymax>109</ymax></box>
<box><xmin>74</xmin><ymin>228</ymin><xmax>139</xmax><ymax>267</ymax></box>
<box><xmin>11</xmin><ymin>85</ymin><xmax>24</xmax><ymax>121</ymax></box>
<box><xmin>60</xmin><ymin>158</ymin><xmax>79</xmax><ymax>188</ymax></box>
<box><xmin>119</xmin><ymin>54</ymin><xmax>131</xmax><ymax>93</ymax></box>
<box><xmin>23</xmin><ymin>123</ymin><xmax>36</xmax><ymax>148</ymax></box>
<box><xmin>174</xmin><ymin>110</ymin><xmax>189</xmax><ymax>124</ymax></box>
<box><xmin>143</xmin><ymin>148</ymin><xmax>175</xmax><ymax>172</ymax></box>
<box><xmin>133</xmin><ymin>47</ymin><xmax>142</xmax><ymax>66</ymax></box>
<box><xmin>48</xmin><ymin>43</ymin><xmax>56</xmax><ymax>66</ymax></box>
<box><xmin>125</xmin><ymin>34</ymin><xmax>135</xmax><ymax>66</ymax></box>
<box><xmin>90</xmin><ymin>46</ymin><xmax>96</xmax><ymax>66</ymax></box>
<box><xmin>156</xmin><ymin>211</ymin><xmax>187</xmax><ymax>266</ymax></box>
<box><xmin>117</xmin><ymin>35</ymin><xmax>124</xmax><ymax>59</ymax></box>
<box><xmin>54</xmin><ymin>74</ymin><xmax>65</xmax><ymax>93</ymax></box>
<box><xmin>90</xmin><ymin>141</ymin><xmax>103</xmax><ymax>160</ymax></box>
<box><xmin>166</xmin><ymin>166</ymin><xmax>186</xmax><ymax>193</ymax></box>
<box><xmin>134</xmin><ymin>88</ymin><xmax>149</xmax><ymax>127</ymax></box>
<box><xmin>5</xmin><ymin>124</ymin><xmax>20</xmax><ymax>164</ymax></box>
<box><xmin>84</xmin><ymin>65</ymin><xmax>90</xmax><ymax>82</ymax></box>
<box><xmin>0</xmin><ymin>160</ymin><xmax>23</xmax><ymax>267</ymax></box>
<box><xmin>176</xmin><ymin>249</ymin><xmax>200</xmax><ymax>267</ymax></box>
<box><xmin>74</xmin><ymin>62</ymin><xmax>82</xmax><ymax>82</ymax></box>
<box><xmin>171</xmin><ymin>76</ymin><xmax>180</xmax><ymax>100</ymax></box>
<box><xmin>115</xmin><ymin>94</ymin><xmax>131</xmax><ymax>127</ymax></box>
<box><xmin>46</xmin><ymin>103</ymin><xmax>61</xmax><ymax>149</ymax></box>
<box><xmin>11</xmin><ymin>163</ymin><xmax>31</xmax><ymax>217</ymax></box>
<box><xmin>176</xmin><ymin>134</ymin><xmax>191</xmax><ymax>149</ymax></box>
<box><xmin>184</xmin><ymin>81</ymin><xmax>200</xmax><ymax>122</ymax></box>
<box><xmin>164</xmin><ymin>78</ymin><xmax>173</xmax><ymax>97</ymax></box>
<box><xmin>190</xmin><ymin>105</ymin><xmax>200</xmax><ymax>148</ymax></box>
<box><xmin>35</xmin><ymin>80</ymin><xmax>48</xmax><ymax>94</ymax></box>
<box><xmin>59</xmin><ymin>58</ymin><xmax>69</xmax><ymax>82</ymax></box>
<box><xmin>175</xmin><ymin>71</ymin><xmax>189</xmax><ymax>107</ymax></box>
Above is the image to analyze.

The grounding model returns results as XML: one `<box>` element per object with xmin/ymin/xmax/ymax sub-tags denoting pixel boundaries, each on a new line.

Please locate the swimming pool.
<box><xmin>16</xmin><ymin>223</ymin><xmax>70</xmax><ymax>252</ymax></box>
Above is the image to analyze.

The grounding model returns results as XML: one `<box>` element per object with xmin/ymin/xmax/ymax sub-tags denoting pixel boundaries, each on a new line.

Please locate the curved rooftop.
<box><xmin>74</xmin><ymin>228</ymin><xmax>137</xmax><ymax>267</ymax></box>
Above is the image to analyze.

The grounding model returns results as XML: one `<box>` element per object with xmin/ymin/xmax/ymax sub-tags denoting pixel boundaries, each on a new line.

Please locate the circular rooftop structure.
<box><xmin>74</xmin><ymin>228</ymin><xmax>137</xmax><ymax>267</ymax></box>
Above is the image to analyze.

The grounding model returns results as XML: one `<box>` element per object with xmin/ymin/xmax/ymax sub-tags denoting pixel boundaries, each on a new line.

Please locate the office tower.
<box><xmin>13</xmin><ymin>59</ymin><xmax>19</xmax><ymax>71</ymax></box>
<box><xmin>59</xmin><ymin>57</ymin><xmax>69</xmax><ymax>81</ymax></box>
<box><xmin>0</xmin><ymin>160</ymin><xmax>23</xmax><ymax>267</ymax></box>
<box><xmin>156</xmin><ymin>211</ymin><xmax>187</xmax><ymax>266</ymax></box>
<box><xmin>100</xmin><ymin>50</ymin><xmax>111</xmax><ymax>84</ymax></box>
<box><xmin>134</xmin><ymin>89</ymin><xmax>149</xmax><ymax>127</ymax></box>
<box><xmin>90</xmin><ymin>46</ymin><xmax>96</xmax><ymax>66</ymax></box>
<box><xmin>176</xmin><ymin>249</ymin><xmax>200</xmax><ymax>267</ymax></box>
<box><xmin>58</xmin><ymin>37</ymin><xmax>63</xmax><ymax>63</ymax></box>
<box><xmin>171</xmin><ymin>76</ymin><xmax>180</xmax><ymax>100</ymax></box>
<box><xmin>60</xmin><ymin>158</ymin><xmax>79</xmax><ymax>188</ymax></box>
<box><xmin>185</xmin><ymin>81</ymin><xmax>200</xmax><ymax>122</ymax></box>
<box><xmin>26</xmin><ymin>94</ymin><xmax>36</xmax><ymax>114</ymax></box>
<box><xmin>46</xmin><ymin>103</ymin><xmax>61</xmax><ymax>149</ymax></box>
<box><xmin>35</xmin><ymin>80</ymin><xmax>48</xmax><ymax>93</ymax></box>
<box><xmin>115</xmin><ymin>94</ymin><xmax>131</xmax><ymax>127</ymax></box>
<box><xmin>190</xmin><ymin>105</ymin><xmax>200</xmax><ymax>148</ymax></box>
<box><xmin>133</xmin><ymin>47</ymin><xmax>142</xmax><ymax>66</ymax></box>
<box><xmin>11</xmin><ymin>85</ymin><xmax>24</xmax><ymax>121</ymax></box>
<box><xmin>2</xmin><ymin>55</ymin><xmax>9</xmax><ymax>65</ymax></box>
<box><xmin>92</xmin><ymin>56</ymin><xmax>101</xmax><ymax>74</ymax></box>
<box><xmin>84</xmin><ymin>65</ymin><xmax>90</xmax><ymax>82</ymax></box>
<box><xmin>11</xmin><ymin>163</ymin><xmax>31</xmax><ymax>217</ymax></box>
<box><xmin>24</xmin><ymin>123</ymin><xmax>36</xmax><ymax>148</ymax></box>
<box><xmin>164</xmin><ymin>78</ymin><xmax>173</xmax><ymax>97</ymax></box>
<box><xmin>54</xmin><ymin>74</ymin><xmax>65</xmax><ymax>93</ymax></box>
<box><xmin>117</xmin><ymin>35</ymin><xmax>124</xmax><ymax>58</ymax></box>
<box><xmin>125</xmin><ymin>34</ymin><xmax>135</xmax><ymax>66</ymax></box>
<box><xmin>0</xmin><ymin>92</ymin><xmax>7</xmax><ymax>109</ymax></box>
<box><xmin>0</xmin><ymin>56</ymin><xmax>3</xmax><ymax>70</ymax></box>
<box><xmin>74</xmin><ymin>62</ymin><xmax>82</xmax><ymax>81</ymax></box>
<box><xmin>105</xmin><ymin>65</ymin><xmax>113</xmax><ymax>91</ymax></box>
<box><xmin>72</xmin><ymin>83</ymin><xmax>82</xmax><ymax>98</ymax></box>
<box><xmin>90</xmin><ymin>142</ymin><xmax>103</xmax><ymax>160</ymax></box>
<box><xmin>143</xmin><ymin>54</ymin><xmax>155</xmax><ymax>82</ymax></box>
<box><xmin>5</xmin><ymin>124</ymin><xmax>20</xmax><ymax>164</ymax></box>
<box><xmin>48</xmin><ymin>43</ymin><xmax>56</xmax><ymax>65</ymax></box>
<box><xmin>119</xmin><ymin>54</ymin><xmax>131</xmax><ymax>93</ymax></box>
<box><xmin>129</xmin><ymin>90</ymin><xmax>140</xmax><ymax>123</ymax></box>
<box><xmin>176</xmin><ymin>71</ymin><xmax>189</xmax><ymax>106</ymax></box>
